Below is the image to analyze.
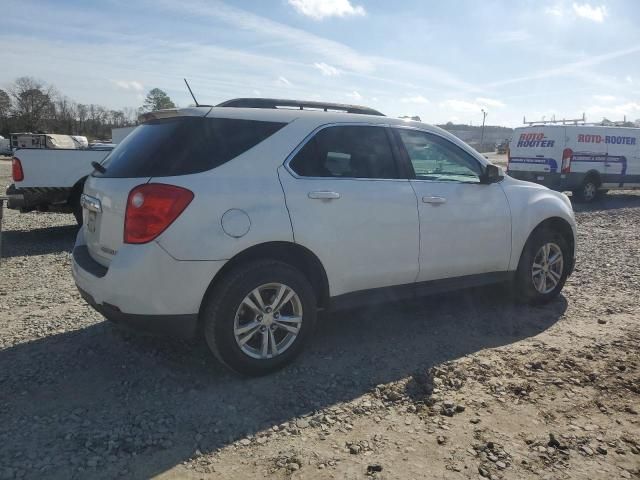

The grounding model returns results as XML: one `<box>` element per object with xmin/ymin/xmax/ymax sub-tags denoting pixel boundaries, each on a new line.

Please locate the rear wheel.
<box><xmin>202</xmin><ymin>260</ymin><xmax>317</xmax><ymax>376</ymax></box>
<box><xmin>514</xmin><ymin>228</ymin><xmax>570</xmax><ymax>304</ymax></box>
<box><xmin>69</xmin><ymin>180</ymin><xmax>86</xmax><ymax>225</ymax></box>
<box><xmin>573</xmin><ymin>176</ymin><xmax>599</xmax><ymax>203</ymax></box>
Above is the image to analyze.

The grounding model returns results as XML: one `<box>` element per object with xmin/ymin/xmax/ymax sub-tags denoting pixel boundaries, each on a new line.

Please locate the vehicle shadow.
<box><xmin>571</xmin><ymin>192</ymin><xmax>640</xmax><ymax>212</ymax></box>
<box><xmin>0</xmin><ymin>288</ymin><xmax>567</xmax><ymax>479</ymax></box>
<box><xmin>1</xmin><ymin>224</ymin><xmax>77</xmax><ymax>258</ymax></box>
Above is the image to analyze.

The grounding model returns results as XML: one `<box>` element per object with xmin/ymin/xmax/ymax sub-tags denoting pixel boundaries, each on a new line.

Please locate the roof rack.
<box><xmin>216</xmin><ymin>98</ymin><xmax>385</xmax><ymax>116</ymax></box>
<box><xmin>523</xmin><ymin>113</ymin><xmax>586</xmax><ymax>126</ymax></box>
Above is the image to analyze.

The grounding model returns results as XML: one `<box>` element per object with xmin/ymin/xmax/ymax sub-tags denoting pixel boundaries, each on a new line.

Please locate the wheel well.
<box><xmin>200</xmin><ymin>242</ymin><xmax>330</xmax><ymax>315</ymax></box>
<box><xmin>583</xmin><ymin>170</ymin><xmax>601</xmax><ymax>186</ymax></box>
<box><xmin>68</xmin><ymin>176</ymin><xmax>87</xmax><ymax>205</ymax></box>
<box><xmin>528</xmin><ymin>217</ymin><xmax>575</xmax><ymax>264</ymax></box>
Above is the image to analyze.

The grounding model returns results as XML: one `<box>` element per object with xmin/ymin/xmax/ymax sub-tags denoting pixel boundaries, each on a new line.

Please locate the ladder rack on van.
<box><xmin>523</xmin><ymin>114</ymin><xmax>586</xmax><ymax>126</ymax></box>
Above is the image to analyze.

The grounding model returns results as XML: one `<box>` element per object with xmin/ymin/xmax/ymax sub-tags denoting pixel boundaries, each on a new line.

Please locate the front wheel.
<box><xmin>514</xmin><ymin>229</ymin><xmax>570</xmax><ymax>304</ymax></box>
<box><xmin>202</xmin><ymin>261</ymin><xmax>317</xmax><ymax>376</ymax></box>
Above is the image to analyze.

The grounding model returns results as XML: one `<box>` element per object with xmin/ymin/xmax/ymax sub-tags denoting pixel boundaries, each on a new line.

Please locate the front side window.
<box><xmin>289</xmin><ymin>125</ymin><xmax>399</xmax><ymax>179</ymax></box>
<box><xmin>395</xmin><ymin>128</ymin><xmax>482</xmax><ymax>183</ymax></box>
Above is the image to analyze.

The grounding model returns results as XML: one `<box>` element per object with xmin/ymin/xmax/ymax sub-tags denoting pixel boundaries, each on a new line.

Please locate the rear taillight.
<box><xmin>12</xmin><ymin>157</ymin><xmax>24</xmax><ymax>182</ymax></box>
<box><xmin>561</xmin><ymin>148</ymin><xmax>572</xmax><ymax>173</ymax></box>
<box><xmin>124</xmin><ymin>184</ymin><xmax>194</xmax><ymax>244</ymax></box>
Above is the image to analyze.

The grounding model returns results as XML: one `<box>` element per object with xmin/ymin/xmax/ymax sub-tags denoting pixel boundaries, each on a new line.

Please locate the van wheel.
<box><xmin>514</xmin><ymin>228</ymin><xmax>569</xmax><ymax>304</ymax></box>
<box><xmin>202</xmin><ymin>260</ymin><xmax>317</xmax><ymax>376</ymax></box>
<box><xmin>573</xmin><ymin>176</ymin><xmax>598</xmax><ymax>203</ymax></box>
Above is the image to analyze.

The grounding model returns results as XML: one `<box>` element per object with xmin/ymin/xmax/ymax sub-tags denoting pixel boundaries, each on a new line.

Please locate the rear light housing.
<box><xmin>561</xmin><ymin>148</ymin><xmax>573</xmax><ymax>174</ymax></box>
<box><xmin>12</xmin><ymin>157</ymin><xmax>24</xmax><ymax>182</ymax></box>
<box><xmin>124</xmin><ymin>183</ymin><xmax>194</xmax><ymax>244</ymax></box>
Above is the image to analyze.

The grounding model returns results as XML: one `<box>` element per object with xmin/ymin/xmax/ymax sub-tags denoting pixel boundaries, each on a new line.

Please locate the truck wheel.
<box><xmin>70</xmin><ymin>180</ymin><xmax>86</xmax><ymax>226</ymax></box>
<box><xmin>514</xmin><ymin>227</ymin><xmax>570</xmax><ymax>304</ymax></box>
<box><xmin>202</xmin><ymin>260</ymin><xmax>317</xmax><ymax>376</ymax></box>
<box><xmin>573</xmin><ymin>176</ymin><xmax>598</xmax><ymax>203</ymax></box>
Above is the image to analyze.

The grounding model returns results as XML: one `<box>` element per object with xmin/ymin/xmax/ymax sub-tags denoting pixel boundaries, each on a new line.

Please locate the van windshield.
<box><xmin>95</xmin><ymin>116</ymin><xmax>286</xmax><ymax>178</ymax></box>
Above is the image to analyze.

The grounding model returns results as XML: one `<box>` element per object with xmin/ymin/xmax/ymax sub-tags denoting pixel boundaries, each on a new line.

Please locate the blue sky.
<box><xmin>2</xmin><ymin>0</ymin><xmax>639</xmax><ymax>126</ymax></box>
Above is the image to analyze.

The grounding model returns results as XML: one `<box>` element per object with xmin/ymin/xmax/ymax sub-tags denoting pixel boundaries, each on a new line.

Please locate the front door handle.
<box><xmin>422</xmin><ymin>195</ymin><xmax>447</xmax><ymax>205</ymax></box>
<box><xmin>308</xmin><ymin>191</ymin><xmax>341</xmax><ymax>200</ymax></box>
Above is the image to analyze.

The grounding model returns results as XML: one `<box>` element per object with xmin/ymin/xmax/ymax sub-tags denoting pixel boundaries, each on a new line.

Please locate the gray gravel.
<box><xmin>1</xmin><ymin>159</ymin><xmax>638</xmax><ymax>479</ymax></box>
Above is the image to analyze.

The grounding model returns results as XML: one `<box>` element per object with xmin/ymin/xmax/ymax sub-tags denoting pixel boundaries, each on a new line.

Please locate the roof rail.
<box><xmin>216</xmin><ymin>98</ymin><xmax>385</xmax><ymax>116</ymax></box>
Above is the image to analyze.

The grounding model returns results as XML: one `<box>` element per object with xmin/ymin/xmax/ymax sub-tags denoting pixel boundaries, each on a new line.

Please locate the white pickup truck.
<box><xmin>6</xmin><ymin>145</ymin><xmax>114</xmax><ymax>224</ymax></box>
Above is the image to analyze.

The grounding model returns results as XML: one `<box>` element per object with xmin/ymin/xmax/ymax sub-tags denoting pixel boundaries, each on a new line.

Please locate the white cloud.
<box><xmin>314</xmin><ymin>62</ymin><xmax>340</xmax><ymax>76</ymax></box>
<box><xmin>593</xmin><ymin>94</ymin><xmax>616</xmax><ymax>102</ymax></box>
<box><xmin>476</xmin><ymin>97</ymin><xmax>505</xmax><ymax>108</ymax></box>
<box><xmin>276</xmin><ymin>76</ymin><xmax>292</xmax><ymax>86</ymax></box>
<box><xmin>288</xmin><ymin>0</ymin><xmax>365</xmax><ymax>20</ymax></box>
<box><xmin>252</xmin><ymin>89</ymin><xmax>261</xmax><ymax>96</ymax></box>
<box><xmin>113</xmin><ymin>80</ymin><xmax>144</xmax><ymax>91</ymax></box>
<box><xmin>572</xmin><ymin>3</ymin><xmax>607</xmax><ymax>22</ymax></box>
<box><xmin>401</xmin><ymin>95</ymin><xmax>429</xmax><ymax>104</ymax></box>
<box><xmin>585</xmin><ymin>102</ymin><xmax>640</xmax><ymax>119</ymax></box>
<box><xmin>487</xmin><ymin>44</ymin><xmax>640</xmax><ymax>88</ymax></box>
<box><xmin>626</xmin><ymin>75</ymin><xmax>633</xmax><ymax>84</ymax></box>
<box><xmin>346</xmin><ymin>90</ymin><xmax>362</xmax><ymax>100</ymax></box>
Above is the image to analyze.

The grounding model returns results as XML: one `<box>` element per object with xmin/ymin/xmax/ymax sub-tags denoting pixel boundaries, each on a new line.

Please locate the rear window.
<box><xmin>96</xmin><ymin>117</ymin><xmax>286</xmax><ymax>178</ymax></box>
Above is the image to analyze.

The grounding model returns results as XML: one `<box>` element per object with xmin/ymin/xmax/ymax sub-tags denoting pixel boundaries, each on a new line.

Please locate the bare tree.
<box><xmin>9</xmin><ymin>76</ymin><xmax>55</xmax><ymax>131</ymax></box>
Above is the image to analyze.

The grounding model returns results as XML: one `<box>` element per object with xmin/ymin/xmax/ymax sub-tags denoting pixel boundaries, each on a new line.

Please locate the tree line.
<box><xmin>0</xmin><ymin>77</ymin><xmax>176</xmax><ymax>141</ymax></box>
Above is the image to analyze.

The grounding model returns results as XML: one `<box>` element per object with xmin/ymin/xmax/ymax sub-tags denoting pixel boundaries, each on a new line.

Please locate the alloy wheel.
<box><xmin>531</xmin><ymin>242</ymin><xmax>564</xmax><ymax>294</ymax></box>
<box><xmin>233</xmin><ymin>283</ymin><xmax>303</xmax><ymax>359</ymax></box>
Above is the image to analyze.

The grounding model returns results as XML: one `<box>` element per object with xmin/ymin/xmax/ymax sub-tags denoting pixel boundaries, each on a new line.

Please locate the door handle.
<box><xmin>308</xmin><ymin>191</ymin><xmax>341</xmax><ymax>200</ymax></box>
<box><xmin>422</xmin><ymin>196</ymin><xmax>447</xmax><ymax>205</ymax></box>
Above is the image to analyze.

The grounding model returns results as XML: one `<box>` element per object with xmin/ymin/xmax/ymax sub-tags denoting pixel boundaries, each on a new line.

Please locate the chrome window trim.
<box><xmin>282</xmin><ymin>122</ymin><xmax>409</xmax><ymax>183</ymax></box>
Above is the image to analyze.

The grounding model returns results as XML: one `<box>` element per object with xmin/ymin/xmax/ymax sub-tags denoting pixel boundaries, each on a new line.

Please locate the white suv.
<box><xmin>72</xmin><ymin>98</ymin><xmax>577</xmax><ymax>375</ymax></box>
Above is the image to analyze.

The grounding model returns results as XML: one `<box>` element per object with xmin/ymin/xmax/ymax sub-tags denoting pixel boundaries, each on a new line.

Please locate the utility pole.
<box><xmin>480</xmin><ymin>109</ymin><xmax>488</xmax><ymax>146</ymax></box>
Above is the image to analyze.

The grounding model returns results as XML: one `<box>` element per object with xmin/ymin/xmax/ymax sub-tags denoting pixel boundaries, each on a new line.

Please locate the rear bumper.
<box><xmin>72</xmin><ymin>229</ymin><xmax>225</xmax><ymax>339</ymax></box>
<box><xmin>506</xmin><ymin>171</ymin><xmax>587</xmax><ymax>192</ymax></box>
<box><xmin>6</xmin><ymin>184</ymin><xmax>73</xmax><ymax>211</ymax></box>
<box><xmin>78</xmin><ymin>286</ymin><xmax>199</xmax><ymax>338</ymax></box>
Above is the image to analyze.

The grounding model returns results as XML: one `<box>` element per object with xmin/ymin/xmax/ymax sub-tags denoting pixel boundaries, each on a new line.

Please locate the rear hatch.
<box><xmin>82</xmin><ymin>110</ymin><xmax>287</xmax><ymax>267</ymax></box>
<box><xmin>508</xmin><ymin>126</ymin><xmax>565</xmax><ymax>174</ymax></box>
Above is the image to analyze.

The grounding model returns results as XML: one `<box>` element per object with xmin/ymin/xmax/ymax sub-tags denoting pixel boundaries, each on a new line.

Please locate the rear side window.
<box><xmin>96</xmin><ymin>117</ymin><xmax>286</xmax><ymax>178</ymax></box>
<box><xmin>289</xmin><ymin>125</ymin><xmax>399</xmax><ymax>179</ymax></box>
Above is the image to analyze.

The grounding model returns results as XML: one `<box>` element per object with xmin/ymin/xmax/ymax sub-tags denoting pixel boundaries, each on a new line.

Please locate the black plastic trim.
<box><xmin>73</xmin><ymin>246</ymin><xmax>108</xmax><ymax>278</ymax></box>
<box><xmin>329</xmin><ymin>271</ymin><xmax>513</xmax><ymax>310</ymax></box>
<box><xmin>216</xmin><ymin>98</ymin><xmax>385</xmax><ymax>116</ymax></box>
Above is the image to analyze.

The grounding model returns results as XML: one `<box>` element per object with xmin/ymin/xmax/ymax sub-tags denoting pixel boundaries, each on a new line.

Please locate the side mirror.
<box><xmin>480</xmin><ymin>164</ymin><xmax>502</xmax><ymax>184</ymax></box>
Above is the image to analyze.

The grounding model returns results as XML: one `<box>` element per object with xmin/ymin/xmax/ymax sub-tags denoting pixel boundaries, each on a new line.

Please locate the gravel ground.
<box><xmin>0</xmin><ymin>158</ymin><xmax>638</xmax><ymax>479</ymax></box>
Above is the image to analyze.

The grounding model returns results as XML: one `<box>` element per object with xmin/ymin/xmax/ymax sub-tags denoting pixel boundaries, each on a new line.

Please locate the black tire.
<box><xmin>69</xmin><ymin>182</ymin><xmax>85</xmax><ymax>226</ymax></box>
<box><xmin>514</xmin><ymin>228</ymin><xmax>570</xmax><ymax>305</ymax></box>
<box><xmin>202</xmin><ymin>260</ymin><xmax>317</xmax><ymax>376</ymax></box>
<box><xmin>72</xmin><ymin>202</ymin><xmax>83</xmax><ymax>226</ymax></box>
<box><xmin>572</xmin><ymin>176</ymin><xmax>599</xmax><ymax>203</ymax></box>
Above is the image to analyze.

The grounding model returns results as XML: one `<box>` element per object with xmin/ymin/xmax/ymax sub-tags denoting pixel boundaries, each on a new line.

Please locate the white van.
<box><xmin>507</xmin><ymin>125</ymin><xmax>640</xmax><ymax>202</ymax></box>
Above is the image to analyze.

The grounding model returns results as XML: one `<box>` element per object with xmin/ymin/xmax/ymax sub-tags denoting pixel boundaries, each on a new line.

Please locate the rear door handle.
<box><xmin>308</xmin><ymin>191</ymin><xmax>341</xmax><ymax>200</ymax></box>
<box><xmin>422</xmin><ymin>195</ymin><xmax>447</xmax><ymax>205</ymax></box>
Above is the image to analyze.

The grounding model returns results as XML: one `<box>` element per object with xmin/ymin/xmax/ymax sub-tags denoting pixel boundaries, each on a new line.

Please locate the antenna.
<box><xmin>184</xmin><ymin>78</ymin><xmax>199</xmax><ymax>107</ymax></box>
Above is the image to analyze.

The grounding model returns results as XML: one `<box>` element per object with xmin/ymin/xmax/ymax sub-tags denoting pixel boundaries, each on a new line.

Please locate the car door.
<box><xmin>279</xmin><ymin>124</ymin><xmax>420</xmax><ymax>297</ymax></box>
<box><xmin>392</xmin><ymin>127</ymin><xmax>511</xmax><ymax>282</ymax></box>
